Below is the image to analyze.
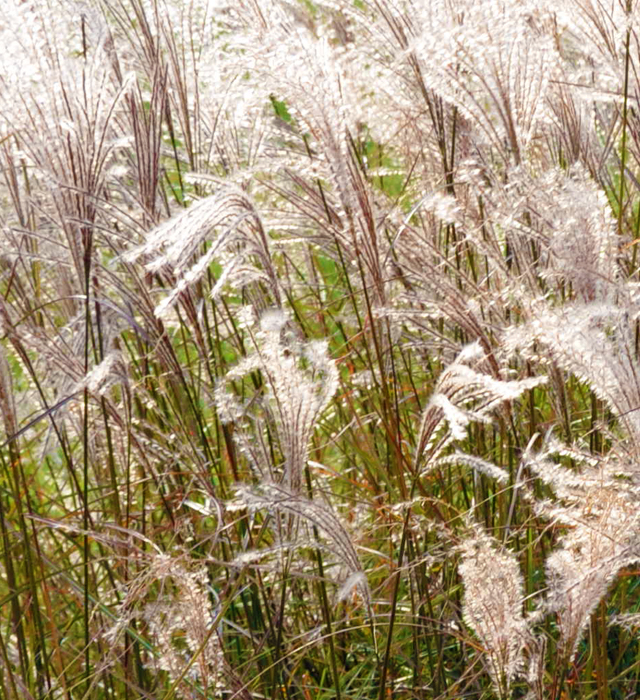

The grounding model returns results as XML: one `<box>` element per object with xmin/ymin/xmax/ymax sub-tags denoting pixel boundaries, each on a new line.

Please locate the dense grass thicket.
<box><xmin>3</xmin><ymin>0</ymin><xmax>640</xmax><ymax>697</ymax></box>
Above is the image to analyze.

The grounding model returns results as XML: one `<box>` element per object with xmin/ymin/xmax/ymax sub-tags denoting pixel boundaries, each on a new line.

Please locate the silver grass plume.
<box><xmin>379</xmin><ymin>0</ymin><xmax>561</xmax><ymax>165</ymax></box>
<box><xmin>216</xmin><ymin>307</ymin><xmax>338</xmax><ymax>494</ymax></box>
<box><xmin>459</xmin><ymin>528</ymin><xmax>531</xmax><ymax>697</ymax></box>
<box><xmin>106</xmin><ymin>554</ymin><xmax>225</xmax><ymax>699</ymax></box>
<box><xmin>225</xmin><ymin>0</ymin><xmax>392</xmax><ymax>307</ymax></box>
<box><xmin>125</xmin><ymin>182</ymin><xmax>281</xmax><ymax>318</ymax></box>
<box><xmin>523</xmin><ymin>441</ymin><xmax>640</xmax><ymax>661</ymax></box>
<box><xmin>232</xmin><ymin>481</ymin><xmax>369</xmax><ymax>607</ymax></box>
<box><xmin>544</xmin><ymin>493</ymin><xmax>640</xmax><ymax>662</ymax></box>
<box><xmin>507</xmin><ymin>298</ymin><xmax>640</xmax><ymax>450</ymax></box>
<box><xmin>458</xmin><ymin>165</ymin><xmax>619</xmax><ymax>304</ymax></box>
<box><xmin>415</xmin><ymin>341</ymin><xmax>546</xmax><ymax>470</ymax></box>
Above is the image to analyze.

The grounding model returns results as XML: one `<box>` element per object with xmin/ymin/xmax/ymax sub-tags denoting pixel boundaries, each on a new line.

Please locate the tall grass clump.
<box><xmin>2</xmin><ymin>0</ymin><xmax>640</xmax><ymax>697</ymax></box>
